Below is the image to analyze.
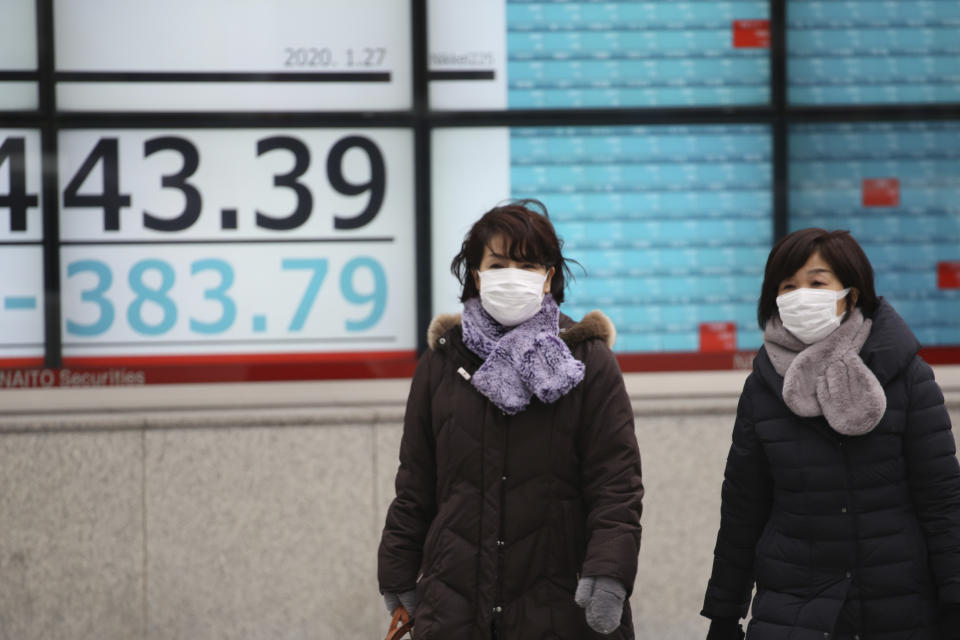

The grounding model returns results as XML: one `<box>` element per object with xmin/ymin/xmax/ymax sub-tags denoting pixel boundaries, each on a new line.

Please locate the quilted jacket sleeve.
<box><xmin>701</xmin><ymin>375</ymin><xmax>774</xmax><ymax>620</ymax></box>
<box><xmin>903</xmin><ymin>356</ymin><xmax>960</xmax><ymax>604</ymax></box>
<box><xmin>577</xmin><ymin>341</ymin><xmax>644</xmax><ymax>595</ymax></box>
<box><xmin>377</xmin><ymin>350</ymin><xmax>439</xmax><ymax>594</ymax></box>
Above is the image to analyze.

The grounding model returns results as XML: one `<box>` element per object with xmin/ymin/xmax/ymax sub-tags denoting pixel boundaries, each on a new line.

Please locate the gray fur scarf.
<box><xmin>763</xmin><ymin>308</ymin><xmax>886</xmax><ymax>436</ymax></box>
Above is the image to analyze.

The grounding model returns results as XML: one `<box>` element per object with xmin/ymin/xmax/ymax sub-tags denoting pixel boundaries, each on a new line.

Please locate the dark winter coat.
<box><xmin>378</xmin><ymin>310</ymin><xmax>643</xmax><ymax>640</ymax></box>
<box><xmin>702</xmin><ymin>299</ymin><xmax>960</xmax><ymax>639</ymax></box>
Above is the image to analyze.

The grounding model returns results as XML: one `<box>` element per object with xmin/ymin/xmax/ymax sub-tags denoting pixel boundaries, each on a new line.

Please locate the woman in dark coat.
<box><xmin>702</xmin><ymin>228</ymin><xmax>960</xmax><ymax>640</ymax></box>
<box><xmin>378</xmin><ymin>200</ymin><xmax>644</xmax><ymax>639</ymax></box>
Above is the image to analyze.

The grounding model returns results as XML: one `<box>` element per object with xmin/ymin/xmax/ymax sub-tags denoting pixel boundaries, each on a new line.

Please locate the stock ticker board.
<box><xmin>506</xmin><ymin>0</ymin><xmax>771</xmax><ymax>108</ymax></box>
<box><xmin>4</xmin><ymin>0</ymin><xmax>960</xmax><ymax>385</ymax></box>
<box><xmin>510</xmin><ymin>125</ymin><xmax>772</xmax><ymax>353</ymax></box>
<box><xmin>788</xmin><ymin>0</ymin><xmax>960</xmax><ymax>105</ymax></box>
<box><xmin>427</xmin><ymin>1</ymin><xmax>771</xmax><ymax>110</ymax></box>
<box><xmin>790</xmin><ymin>121</ymin><xmax>960</xmax><ymax>346</ymax></box>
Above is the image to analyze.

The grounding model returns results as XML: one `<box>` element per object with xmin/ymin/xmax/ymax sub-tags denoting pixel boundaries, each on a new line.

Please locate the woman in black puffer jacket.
<box><xmin>702</xmin><ymin>228</ymin><xmax>960</xmax><ymax>640</ymax></box>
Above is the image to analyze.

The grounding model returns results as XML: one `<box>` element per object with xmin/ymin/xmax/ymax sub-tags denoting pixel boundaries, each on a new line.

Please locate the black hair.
<box><xmin>757</xmin><ymin>227</ymin><xmax>879</xmax><ymax>328</ymax></box>
<box><xmin>450</xmin><ymin>199</ymin><xmax>577</xmax><ymax>303</ymax></box>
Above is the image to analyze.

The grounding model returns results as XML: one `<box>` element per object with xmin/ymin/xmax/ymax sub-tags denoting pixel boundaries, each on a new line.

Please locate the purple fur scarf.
<box><xmin>461</xmin><ymin>294</ymin><xmax>585</xmax><ymax>415</ymax></box>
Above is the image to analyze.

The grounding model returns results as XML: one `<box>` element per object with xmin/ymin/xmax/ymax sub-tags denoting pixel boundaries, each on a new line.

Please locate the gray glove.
<box><xmin>575</xmin><ymin>576</ymin><xmax>626</xmax><ymax>635</ymax></box>
<box><xmin>383</xmin><ymin>589</ymin><xmax>417</xmax><ymax>616</ymax></box>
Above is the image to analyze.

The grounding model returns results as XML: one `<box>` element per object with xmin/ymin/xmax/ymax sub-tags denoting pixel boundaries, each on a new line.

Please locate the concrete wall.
<box><xmin>1</xmin><ymin>368</ymin><xmax>958</xmax><ymax>640</ymax></box>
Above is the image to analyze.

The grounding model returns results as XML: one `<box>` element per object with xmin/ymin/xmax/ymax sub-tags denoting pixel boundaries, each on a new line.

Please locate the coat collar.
<box><xmin>426</xmin><ymin>309</ymin><xmax>617</xmax><ymax>351</ymax></box>
<box><xmin>858</xmin><ymin>298</ymin><xmax>920</xmax><ymax>386</ymax></box>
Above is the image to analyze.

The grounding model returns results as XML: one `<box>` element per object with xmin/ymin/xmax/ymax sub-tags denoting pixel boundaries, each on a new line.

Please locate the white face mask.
<box><xmin>776</xmin><ymin>287</ymin><xmax>851</xmax><ymax>344</ymax></box>
<box><xmin>478</xmin><ymin>268</ymin><xmax>547</xmax><ymax>327</ymax></box>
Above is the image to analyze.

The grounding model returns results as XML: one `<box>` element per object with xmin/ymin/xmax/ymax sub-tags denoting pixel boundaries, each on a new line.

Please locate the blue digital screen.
<box><xmin>507</xmin><ymin>1</ymin><xmax>770</xmax><ymax>108</ymax></box>
<box><xmin>510</xmin><ymin>125</ymin><xmax>772</xmax><ymax>352</ymax></box>
<box><xmin>788</xmin><ymin>0</ymin><xmax>960</xmax><ymax>105</ymax></box>
<box><xmin>790</xmin><ymin>121</ymin><xmax>960</xmax><ymax>346</ymax></box>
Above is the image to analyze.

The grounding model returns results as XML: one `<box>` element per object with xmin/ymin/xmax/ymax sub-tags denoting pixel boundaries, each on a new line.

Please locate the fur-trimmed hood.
<box><xmin>426</xmin><ymin>309</ymin><xmax>617</xmax><ymax>351</ymax></box>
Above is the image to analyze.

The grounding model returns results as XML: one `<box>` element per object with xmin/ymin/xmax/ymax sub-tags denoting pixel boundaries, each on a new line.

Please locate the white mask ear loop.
<box><xmin>834</xmin><ymin>288</ymin><xmax>852</xmax><ymax>317</ymax></box>
<box><xmin>840</xmin><ymin>288</ymin><xmax>853</xmax><ymax>315</ymax></box>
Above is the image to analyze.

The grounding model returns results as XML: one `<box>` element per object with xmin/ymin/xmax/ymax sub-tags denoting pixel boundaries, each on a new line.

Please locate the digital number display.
<box><xmin>429</xmin><ymin>0</ymin><xmax>771</xmax><ymax>110</ymax></box>
<box><xmin>789</xmin><ymin>0</ymin><xmax>960</xmax><ymax>104</ymax></box>
<box><xmin>0</xmin><ymin>128</ymin><xmax>43</xmax><ymax>363</ymax></box>
<box><xmin>53</xmin><ymin>0</ymin><xmax>411</xmax><ymax>111</ymax></box>
<box><xmin>58</xmin><ymin>129</ymin><xmax>403</xmax><ymax>241</ymax></box>
<box><xmin>0</xmin><ymin>246</ymin><xmax>44</xmax><ymax>362</ymax></box>
<box><xmin>433</xmin><ymin>125</ymin><xmax>772</xmax><ymax>353</ymax></box>
<box><xmin>57</xmin><ymin>128</ymin><xmax>415</xmax><ymax>358</ymax></box>
<box><xmin>0</xmin><ymin>0</ymin><xmax>38</xmax><ymax>110</ymax></box>
<box><xmin>60</xmin><ymin>245</ymin><xmax>404</xmax><ymax>357</ymax></box>
<box><xmin>0</xmin><ymin>130</ymin><xmax>43</xmax><ymax>241</ymax></box>
<box><xmin>791</xmin><ymin>121</ymin><xmax>960</xmax><ymax>346</ymax></box>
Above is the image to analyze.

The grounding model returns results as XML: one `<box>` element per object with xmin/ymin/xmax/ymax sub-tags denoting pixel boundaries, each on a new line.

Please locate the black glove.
<box><xmin>706</xmin><ymin>617</ymin><xmax>744</xmax><ymax>640</ymax></box>
<box><xmin>941</xmin><ymin>603</ymin><xmax>960</xmax><ymax>640</ymax></box>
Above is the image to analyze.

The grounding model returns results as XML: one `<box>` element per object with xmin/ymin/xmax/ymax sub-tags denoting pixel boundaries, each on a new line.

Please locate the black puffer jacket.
<box><xmin>379</xmin><ymin>311</ymin><xmax>643</xmax><ymax>640</ymax></box>
<box><xmin>702</xmin><ymin>300</ymin><xmax>960</xmax><ymax>638</ymax></box>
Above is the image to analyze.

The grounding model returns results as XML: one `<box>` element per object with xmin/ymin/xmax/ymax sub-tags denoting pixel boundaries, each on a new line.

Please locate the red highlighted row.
<box><xmin>733</xmin><ymin>20</ymin><xmax>770</xmax><ymax>49</ymax></box>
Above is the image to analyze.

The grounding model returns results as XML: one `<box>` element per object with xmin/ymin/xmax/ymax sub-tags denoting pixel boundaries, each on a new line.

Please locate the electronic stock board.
<box><xmin>1</xmin><ymin>0</ymin><xmax>958</xmax><ymax>386</ymax></box>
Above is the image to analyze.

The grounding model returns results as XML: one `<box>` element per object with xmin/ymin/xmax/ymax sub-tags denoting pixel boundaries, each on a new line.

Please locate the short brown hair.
<box><xmin>451</xmin><ymin>199</ymin><xmax>576</xmax><ymax>303</ymax></box>
<box><xmin>757</xmin><ymin>228</ymin><xmax>879</xmax><ymax>328</ymax></box>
